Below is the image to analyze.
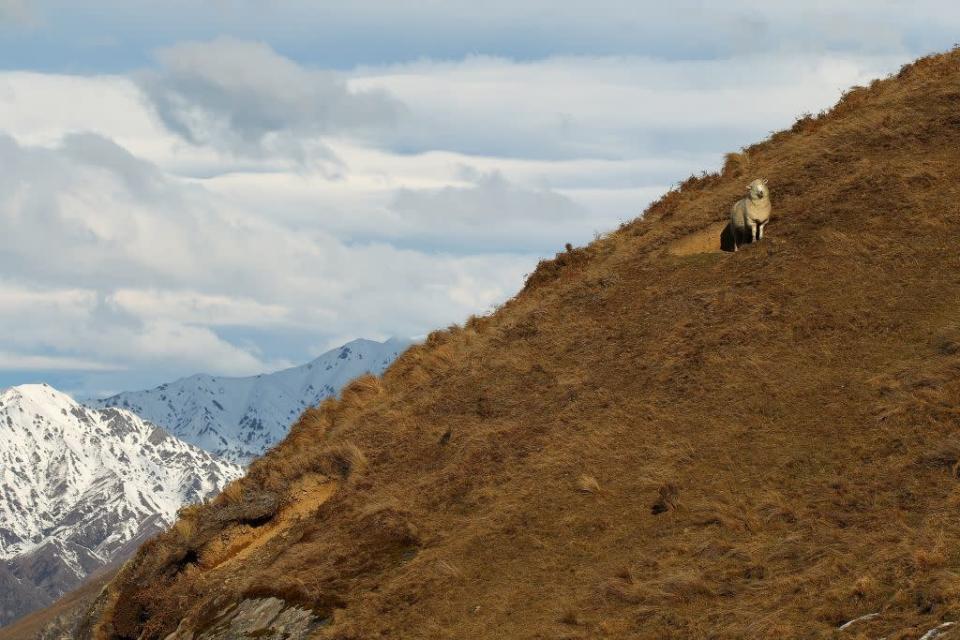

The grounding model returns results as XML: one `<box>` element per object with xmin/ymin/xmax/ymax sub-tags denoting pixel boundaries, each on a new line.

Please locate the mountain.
<box><xmin>73</xmin><ymin>49</ymin><xmax>960</xmax><ymax>640</ymax></box>
<box><xmin>91</xmin><ymin>338</ymin><xmax>410</xmax><ymax>465</ymax></box>
<box><xmin>0</xmin><ymin>569</ymin><xmax>113</xmax><ymax>640</ymax></box>
<box><xmin>0</xmin><ymin>384</ymin><xmax>242</xmax><ymax>627</ymax></box>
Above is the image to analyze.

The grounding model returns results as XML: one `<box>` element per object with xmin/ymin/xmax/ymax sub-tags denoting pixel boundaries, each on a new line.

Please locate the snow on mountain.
<box><xmin>91</xmin><ymin>337</ymin><xmax>410</xmax><ymax>465</ymax></box>
<box><xmin>0</xmin><ymin>383</ymin><xmax>242</xmax><ymax>625</ymax></box>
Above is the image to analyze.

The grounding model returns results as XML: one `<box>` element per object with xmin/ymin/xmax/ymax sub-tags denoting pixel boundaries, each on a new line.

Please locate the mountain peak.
<box><xmin>1</xmin><ymin>383</ymin><xmax>83</xmax><ymax>420</ymax></box>
<box><xmin>2</xmin><ymin>382</ymin><xmax>71</xmax><ymax>402</ymax></box>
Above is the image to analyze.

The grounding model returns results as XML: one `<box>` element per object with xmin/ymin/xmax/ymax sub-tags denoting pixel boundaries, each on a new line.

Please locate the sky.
<box><xmin>0</xmin><ymin>1</ymin><xmax>957</xmax><ymax>397</ymax></box>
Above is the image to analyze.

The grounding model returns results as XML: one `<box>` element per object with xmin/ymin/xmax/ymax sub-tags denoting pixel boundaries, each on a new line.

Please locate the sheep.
<box><xmin>729</xmin><ymin>179</ymin><xmax>772</xmax><ymax>252</ymax></box>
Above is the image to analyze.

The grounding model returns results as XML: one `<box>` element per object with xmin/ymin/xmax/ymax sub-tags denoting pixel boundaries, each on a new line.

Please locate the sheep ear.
<box><xmin>762</xmin><ymin>178</ymin><xmax>768</xmax><ymax>185</ymax></box>
<box><xmin>746</xmin><ymin>183</ymin><xmax>752</xmax><ymax>191</ymax></box>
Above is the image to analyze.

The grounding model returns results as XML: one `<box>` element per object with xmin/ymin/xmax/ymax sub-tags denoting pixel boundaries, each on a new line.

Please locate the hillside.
<box><xmin>91</xmin><ymin>338</ymin><xmax>409</xmax><ymax>465</ymax></box>
<box><xmin>78</xmin><ymin>49</ymin><xmax>960</xmax><ymax>640</ymax></box>
<box><xmin>0</xmin><ymin>385</ymin><xmax>241</xmax><ymax>627</ymax></box>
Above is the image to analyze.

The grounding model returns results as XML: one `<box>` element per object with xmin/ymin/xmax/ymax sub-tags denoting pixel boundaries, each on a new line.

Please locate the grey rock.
<box><xmin>164</xmin><ymin>598</ymin><xmax>326</xmax><ymax>640</ymax></box>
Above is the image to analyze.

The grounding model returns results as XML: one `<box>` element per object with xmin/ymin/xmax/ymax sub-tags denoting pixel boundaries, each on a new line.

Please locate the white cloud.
<box><xmin>118</xmin><ymin>320</ymin><xmax>282</xmax><ymax>375</ymax></box>
<box><xmin>106</xmin><ymin>289</ymin><xmax>295</xmax><ymax>327</ymax></box>
<box><xmin>137</xmin><ymin>37</ymin><xmax>404</xmax><ymax>160</ymax></box>
<box><xmin>352</xmin><ymin>53</ymin><xmax>907</xmax><ymax>159</ymax></box>
<box><xmin>388</xmin><ymin>170</ymin><xmax>589</xmax><ymax>251</ymax></box>
<box><xmin>0</xmin><ymin>280</ymin><xmax>282</xmax><ymax>377</ymax></box>
<box><xmin>0</xmin><ymin>352</ymin><xmax>120</xmax><ymax>371</ymax></box>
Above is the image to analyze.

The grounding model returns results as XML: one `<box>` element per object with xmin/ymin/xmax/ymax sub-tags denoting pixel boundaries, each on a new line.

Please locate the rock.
<box><xmin>163</xmin><ymin>597</ymin><xmax>326</xmax><ymax>640</ymax></box>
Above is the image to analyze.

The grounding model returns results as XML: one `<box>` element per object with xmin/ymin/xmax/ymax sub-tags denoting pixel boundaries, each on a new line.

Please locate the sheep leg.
<box><xmin>731</xmin><ymin>225</ymin><xmax>738</xmax><ymax>252</ymax></box>
<box><xmin>757</xmin><ymin>222</ymin><xmax>765</xmax><ymax>241</ymax></box>
<box><xmin>749</xmin><ymin>221</ymin><xmax>758</xmax><ymax>244</ymax></box>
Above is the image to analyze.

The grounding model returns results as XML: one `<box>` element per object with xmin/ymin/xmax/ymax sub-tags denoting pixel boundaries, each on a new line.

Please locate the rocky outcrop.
<box><xmin>163</xmin><ymin>598</ymin><xmax>326</xmax><ymax>640</ymax></box>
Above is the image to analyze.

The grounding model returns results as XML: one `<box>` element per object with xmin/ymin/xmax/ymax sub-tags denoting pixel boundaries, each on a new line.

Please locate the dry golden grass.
<box><xmin>338</xmin><ymin>373</ymin><xmax>384</xmax><ymax>414</ymax></box>
<box><xmin>576</xmin><ymin>474</ymin><xmax>603</xmax><ymax>494</ymax></box>
<box><xmin>216</xmin><ymin>478</ymin><xmax>246</xmax><ymax>505</ymax></box>
<box><xmin>76</xmin><ymin>47</ymin><xmax>960</xmax><ymax>640</ymax></box>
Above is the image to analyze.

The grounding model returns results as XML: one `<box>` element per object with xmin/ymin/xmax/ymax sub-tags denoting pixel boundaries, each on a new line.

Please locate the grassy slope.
<box><xmin>82</xmin><ymin>49</ymin><xmax>960</xmax><ymax>640</ymax></box>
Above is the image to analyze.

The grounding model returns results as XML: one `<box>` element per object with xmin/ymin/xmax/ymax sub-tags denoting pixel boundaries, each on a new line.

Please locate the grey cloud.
<box><xmin>362</xmin><ymin>52</ymin><xmax>906</xmax><ymax>163</ymax></box>
<box><xmin>389</xmin><ymin>171</ymin><xmax>589</xmax><ymax>253</ymax></box>
<box><xmin>0</xmin><ymin>132</ymin><xmax>205</xmax><ymax>289</ymax></box>
<box><xmin>0</xmin><ymin>0</ymin><xmax>29</xmax><ymax>23</ymax></box>
<box><xmin>59</xmin><ymin>132</ymin><xmax>169</xmax><ymax>199</ymax></box>
<box><xmin>393</xmin><ymin>171</ymin><xmax>584</xmax><ymax>223</ymax></box>
<box><xmin>138</xmin><ymin>37</ymin><xmax>405</xmax><ymax>159</ymax></box>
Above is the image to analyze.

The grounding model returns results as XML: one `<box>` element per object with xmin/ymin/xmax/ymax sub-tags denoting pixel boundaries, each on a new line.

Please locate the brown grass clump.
<box><xmin>320</xmin><ymin>441</ymin><xmax>368</xmax><ymax>480</ymax></box>
<box><xmin>169</xmin><ymin>516</ymin><xmax>197</xmax><ymax>543</ymax></box>
<box><xmin>75</xmin><ymin>47</ymin><xmax>960</xmax><ymax>640</ymax></box>
<box><xmin>338</xmin><ymin>374</ymin><xmax>385</xmax><ymax>413</ymax></box>
<box><xmin>216</xmin><ymin>478</ymin><xmax>246</xmax><ymax>505</ymax></box>
<box><xmin>600</xmin><ymin>571</ymin><xmax>643</xmax><ymax>605</ymax></box>
<box><xmin>721</xmin><ymin>151</ymin><xmax>749</xmax><ymax>177</ymax></box>
<box><xmin>650</xmin><ymin>483</ymin><xmax>679</xmax><ymax>515</ymax></box>
<box><xmin>576</xmin><ymin>474</ymin><xmax>603</xmax><ymax>494</ymax></box>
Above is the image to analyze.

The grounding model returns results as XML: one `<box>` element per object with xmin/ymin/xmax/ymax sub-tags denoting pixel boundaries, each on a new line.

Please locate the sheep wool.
<box><xmin>729</xmin><ymin>179</ymin><xmax>772</xmax><ymax>251</ymax></box>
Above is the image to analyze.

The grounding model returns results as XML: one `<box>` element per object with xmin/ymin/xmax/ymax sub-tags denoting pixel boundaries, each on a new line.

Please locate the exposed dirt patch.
<box><xmin>666</xmin><ymin>222</ymin><xmax>729</xmax><ymax>256</ymax></box>
<box><xmin>202</xmin><ymin>475</ymin><xmax>336</xmax><ymax>572</ymax></box>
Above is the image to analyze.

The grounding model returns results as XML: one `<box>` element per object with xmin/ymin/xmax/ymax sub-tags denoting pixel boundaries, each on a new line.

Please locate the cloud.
<box><xmin>0</xmin><ymin>133</ymin><xmax>535</xmax><ymax>393</ymax></box>
<box><xmin>0</xmin><ymin>280</ymin><xmax>279</xmax><ymax>378</ymax></box>
<box><xmin>0</xmin><ymin>0</ymin><xmax>30</xmax><ymax>24</ymax></box>
<box><xmin>137</xmin><ymin>37</ymin><xmax>405</xmax><ymax>160</ymax></box>
<box><xmin>106</xmin><ymin>289</ymin><xmax>295</xmax><ymax>327</ymax></box>
<box><xmin>394</xmin><ymin>169</ymin><xmax>584</xmax><ymax>223</ymax></box>
<box><xmin>389</xmin><ymin>170</ymin><xmax>589</xmax><ymax>252</ymax></box>
<box><xmin>354</xmin><ymin>52</ymin><xmax>907</xmax><ymax>160</ymax></box>
<box><xmin>0</xmin><ymin>352</ymin><xmax>120</xmax><ymax>371</ymax></box>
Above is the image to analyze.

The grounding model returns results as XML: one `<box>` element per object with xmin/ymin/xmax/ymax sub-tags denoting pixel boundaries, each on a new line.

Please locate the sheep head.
<box><xmin>747</xmin><ymin>178</ymin><xmax>769</xmax><ymax>201</ymax></box>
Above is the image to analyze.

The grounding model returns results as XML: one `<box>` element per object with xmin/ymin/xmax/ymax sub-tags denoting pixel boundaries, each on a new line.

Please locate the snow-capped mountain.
<box><xmin>0</xmin><ymin>384</ymin><xmax>242</xmax><ymax>625</ymax></box>
<box><xmin>92</xmin><ymin>337</ymin><xmax>410</xmax><ymax>465</ymax></box>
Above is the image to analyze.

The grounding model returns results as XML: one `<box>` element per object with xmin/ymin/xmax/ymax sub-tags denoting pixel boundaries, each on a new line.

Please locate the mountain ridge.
<box><xmin>91</xmin><ymin>337</ymin><xmax>409</xmax><ymax>465</ymax></box>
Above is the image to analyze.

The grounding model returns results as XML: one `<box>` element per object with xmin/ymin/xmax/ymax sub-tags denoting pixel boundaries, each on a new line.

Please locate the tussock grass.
<box><xmin>321</xmin><ymin>442</ymin><xmax>367</xmax><ymax>479</ymax></box>
<box><xmin>576</xmin><ymin>474</ymin><xmax>602</xmax><ymax>494</ymax></box>
<box><xmin>338</xmin><ymin>374</ymin><xmax>384</xmax><ymax>413</ymax></box>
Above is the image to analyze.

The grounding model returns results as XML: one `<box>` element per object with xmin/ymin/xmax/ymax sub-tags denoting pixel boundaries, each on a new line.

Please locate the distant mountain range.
<box><xmin>91</xmin><ymin>337</ymin><xmax>410</xmax><ymax>465</ymax></box>
<box><xmin>0</xmin><ymin>384</ymin><xmax>242</xmax><ymax>627</ymax></box>
<box><xmin>0</xmin><ymin>337</ymin><xmax>409</xmax><ymax>628</ymax></box>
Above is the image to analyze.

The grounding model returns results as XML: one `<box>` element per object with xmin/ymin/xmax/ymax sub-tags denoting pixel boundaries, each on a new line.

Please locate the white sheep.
<box><xmin>729</xmin><ymin>179</ymin><xmax>772</xmax><ymax>251</ymax></box>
